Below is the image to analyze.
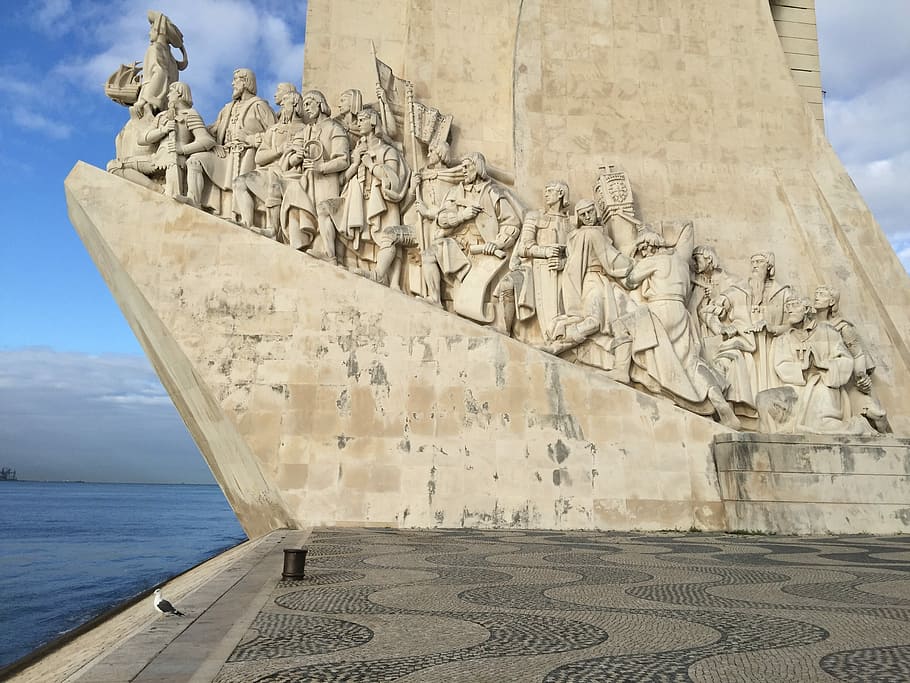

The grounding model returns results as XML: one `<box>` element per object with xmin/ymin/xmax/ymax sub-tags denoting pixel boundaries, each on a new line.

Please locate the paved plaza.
<box><xmin>19</xmin><ymin>527</ymin><xmax>910</xmax><ymax>682</ymax></box>
<box><xmin>214</xmin><ymin>528</ymin><xmax>910</xmax><ymax>682</ymax></box>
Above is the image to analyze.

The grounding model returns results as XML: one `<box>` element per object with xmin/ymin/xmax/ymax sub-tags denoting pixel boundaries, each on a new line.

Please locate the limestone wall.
<box><xmin>715</xmin><ymin>433</ymin><xmax>910</xmax><ymax>534</ymax></box>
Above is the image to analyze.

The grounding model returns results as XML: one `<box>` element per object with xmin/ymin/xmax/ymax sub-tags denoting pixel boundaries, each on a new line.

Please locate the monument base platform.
<box><xmin>714</xmin><ymin>433</ymin><xmax>910</xmax><ymax>534</ymax></box>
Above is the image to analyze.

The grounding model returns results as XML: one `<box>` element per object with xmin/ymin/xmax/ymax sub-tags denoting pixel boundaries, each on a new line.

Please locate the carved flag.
<box><xmin>374</xmin><ymin>57</ymin><xmax>408</xmax><ymax>118</ymax></box>
<box><xmin>410</xmin><ymin>101</ymin><xmax>453</xmax><ymax>150</ymax></box>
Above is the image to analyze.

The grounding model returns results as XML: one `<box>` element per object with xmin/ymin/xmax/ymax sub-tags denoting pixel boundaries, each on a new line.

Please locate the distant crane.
<box><xmin>0</xmin><ymin>467</ymin><xmax>17</xmax><ymax>481</ymax></box>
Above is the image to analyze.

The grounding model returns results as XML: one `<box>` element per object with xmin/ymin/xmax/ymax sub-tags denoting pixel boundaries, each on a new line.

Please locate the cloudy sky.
<box><xmin>0</xmin><ymin>1</ymin><xmax>907</xmax><ymax>483</ymax></box>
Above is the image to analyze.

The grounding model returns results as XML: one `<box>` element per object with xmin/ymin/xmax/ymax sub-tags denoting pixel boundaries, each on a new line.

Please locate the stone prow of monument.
<box><xmin>66</xmin><ymin>0</ymin><xmax>910</xmax><ymax>536</ymax></box>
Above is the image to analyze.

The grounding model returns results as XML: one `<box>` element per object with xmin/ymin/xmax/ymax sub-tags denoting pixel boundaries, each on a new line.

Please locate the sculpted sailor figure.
<box><xmin>232</xmin><ymin>83</ymin><xmax>306</xmax><ymax>237</ymax></box>
<box><xmin>756</xmin><ymin>295</ymin><xmax>876</xmax><ymax>435</ymax></box>
<box><xmin>814</xmin><ymin>285</ymin><xmax>890</xmax><ymax>433</ymax></box>
<box><xmin>186</xmin><ymin>68</ymin><xmax>275</xmax><ymax>216</ymax></box>
<box><xmin>435</xmin><ymin>152</ymin><xmax>521</xmax><ymax>324</ymax></box>
<box><xmin>318</xmin><ymin>106</ymin><xmax>410</xmax><ymax>284</ymax></box>
<box><xmin>280</xmin><ymin>89</ymin><xmax>351</xmax><ymax>251</ymax></box>
<box><xmin>547</xmin><ymin>199</ymin><xmax>634</xmax><ymax>380</ymax></box>
<box><xmin>621</xmin><ymin>225</ymin><xmax>741</xmax><ymax>428</ymax></box>
<box><xmin>133</xmin><ymin>10</ymin><xmax>188</xmax><ymax>116</ymax></box>
<box><xmin>496</xmin><ymin>181</ymin><xmax>572</xmax><ymax>340</ymax></box>
<box><xmin>109</xmin><ymin>82</ymin><xmax>214</xmax><ymax>197</ymax></box>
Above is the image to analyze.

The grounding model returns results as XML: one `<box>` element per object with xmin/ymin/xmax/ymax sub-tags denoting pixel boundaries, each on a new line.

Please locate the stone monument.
<box><xmin>67</xmin><ymin>2</ymin><xmax>910</xmax><ymax>537</ymax></box>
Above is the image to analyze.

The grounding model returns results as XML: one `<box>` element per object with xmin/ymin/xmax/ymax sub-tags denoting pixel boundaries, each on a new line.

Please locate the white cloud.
<box><xmin>818</xmin><ymin>4</ymin><xmax>910</xmax><ymax>247</ymax></box>
<box><xmin>53</xmin><ymin>0</ymin><xmax>307</xmax><ymax>121</ymax></box>
<box><xmin>11</xmin><ymin>107</ymin><xmax>72</xmax><ymax>139</ymax></box>
<box><xmin>0</xmin><ymin>349</ymin><xmax>211</xmax><ymax>483</ymax></box>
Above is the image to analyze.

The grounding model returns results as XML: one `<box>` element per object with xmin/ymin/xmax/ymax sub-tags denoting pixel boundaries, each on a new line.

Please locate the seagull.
<box><xmin>153</xmin><ymin>588</ymin><xmax>185</xmax><ymax>616</ymax></box>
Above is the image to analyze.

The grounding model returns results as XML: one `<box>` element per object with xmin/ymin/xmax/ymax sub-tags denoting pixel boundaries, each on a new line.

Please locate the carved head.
<box><xmin>574</xmin><ymin>199</ymin><xmax>598</xmax><ymax>227</ymax></box>
<box><xmin>750</xmin><ymin>251</ymin><xmax>775</xmax><ymax>280</ymax></box>
<box><xmin>302</xmin><ymin>90</ymin><xmax>330</xmax><ymax>122</ymax></box>
<box><xmin>784</xmin><ymin>294</ymin><xmax>810</xmax><ymax>326</ymax></box>
<box><xmin>274</xmin><ymin>82</ymin><xmax>298</xmax><ymax>107</ymax></box>
<box><xmin>544</xmin><ymin>181</ymin><xmax>569</xmax><ymax>210</ymax></box>
<box><xmin>692</xmin><ymin>245</ymin><xmax>718</xmax><ymax>274</ymax></box>
<box><xmin>167</xmin><ymin>81</ymin><xmax>193</xmax><ymax>108</ymax></box>
<box><xmin>427</xmin><ymin>141</ymin><xmax>451</xmax><ymax>166</ymax></box>
<box><xmin>814</xmin><ymin>285</ymin><xmax>840</xmax><ymax>315</ymax></box>
<box><xmin>356</xmin><ymin>107</ymin><xmax>387</xmax><ymax>138</ymax></box>
<box><xmin>635</xmin><ymin>229</ymin><xmax>667</xmax><ymax>257</ymax></box>
<box><xmin>460</xmin><ymin>152</ymin><xmax>488</xmax><ymax>184</ymax></box>
<box><xmin>337</xmin><ymin>89</ymin><xmax>363</xmax><ymax>116</ymax></box>
<box><xmin>147</xmin><ymin>11</ymin><xmax>184</xmax><ymax>49</ymax></box>
<box><xmin>232</xmin><ymin>68</ymin><xmax>257</xmax><ymax>99</ymax></box>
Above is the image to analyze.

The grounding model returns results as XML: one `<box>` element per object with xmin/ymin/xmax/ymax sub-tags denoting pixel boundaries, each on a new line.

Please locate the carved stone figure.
<box><xmin>756</xmin><ymin>295</ymin><xmax>876</xmax><ymax>435</ymax></box>
<box><xmin>232</xmin><ymin>84</ymin><xmax>306</xmax><ymax>236</ymax></box>
<box><xmin>547</xmin><ymin>199</ymin><xmax>634</xmax><ymax>380</ymax></box>
<box><xmin>621</xmin><ymin>225</ymin><xmax>741</xmax><ymax>428</ymax></box>
<box><xmin>691</xmin><ymin>245</ymin><xmax>757</xmax><ymax>413</ymax></box>
<box><xmin>334</xmin><ymin>89</ymin><xmax>363</xmax><ymax>143</ymax></box>
<box><xmin>108</xmin><ymin>82</ymin><xmax>214</xmax><ymax>198</ymax></box>
<box><xmin>279</xmin><ymin>90</ymin><xmax>352</xmax><ymax>251</ymax></box>
<box><xmin>134</xmin><ymin>11</ymin><xmax>188</xmax><ymax>116</ymax></box>
<box><xmin>497</xmin><ymin>181</ymin><xmax>572</xmax><ymax>340</ymax></box>
<box><xmin>186</xmin><ymin>68</ymin><xmax>276</xmax><ymax>216</ymax></box>
<box><xmin>411</xmin><ymin>141</ymin><xmax>462</xmax><ymax>303</ymax></box>
<box><xmin>317</xmin><ymin>107</ymin><xmax>411</xmax><ymax>285</ymax></box>
<box><xmin>747</xmin><ymin>250</ymin><xmax>793</xmax><ymax>395</ymax></box>
<box><xmin>814</xmin><ymin>285</ymin><xmax>891</xmax><ymax>433</ymax></box>
<box><xmin>435</xmin><ymin>152</ymin><xmax>522</xmax><ymax>323</ymax></box>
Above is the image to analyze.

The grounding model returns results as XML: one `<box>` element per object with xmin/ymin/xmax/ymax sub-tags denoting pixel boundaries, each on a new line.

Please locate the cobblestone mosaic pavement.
<box><xmin>214</xmin><ymin>529</ymin><xmax>910</xmax><ymax>682</ymax></box>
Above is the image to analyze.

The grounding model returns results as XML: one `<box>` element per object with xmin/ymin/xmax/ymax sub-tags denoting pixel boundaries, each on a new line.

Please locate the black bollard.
<box><xmin>282</xmin><ymin>547</ymin><xmax>308</xmax><ymax>579</ymax></box>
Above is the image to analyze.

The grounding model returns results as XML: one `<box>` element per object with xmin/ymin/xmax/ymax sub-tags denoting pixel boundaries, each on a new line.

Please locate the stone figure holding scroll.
<box><xmin>133</xmin><ymin>11</ymin><xmax>188</xmax><ymax>116</ymax></box>
<box><xmin>621</xmin><ymin>225</ymin><xmax>741</xmax><ymax>428</ymax></box>
<box><xmin>435</xmin><ymin>152</ymin><xmax>521</xmax><ymax>324</ymax></box>
<box><xmin>756</xmin><ymin>295</ymin><xmax>875</xmax><ymax>435</ymax></box>
<box><xmin>186</xmin><ymin>68</ymin><xmax>275</xmax><ymax>216</ymax></box>
<box><xmin>232</xmin><ymin>83</ymin><xmax>306</xmax><ymax>237</ymax></box>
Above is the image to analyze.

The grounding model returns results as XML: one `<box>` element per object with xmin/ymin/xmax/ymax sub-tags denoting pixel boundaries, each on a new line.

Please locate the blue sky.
<box><xmin>0</xmin><ymin>1</ymin><xmax>907</xmax><ymax>483</ymax></box>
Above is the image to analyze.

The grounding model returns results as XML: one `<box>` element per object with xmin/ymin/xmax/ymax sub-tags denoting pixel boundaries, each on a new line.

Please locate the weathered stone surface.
<box><xmin>714</xmin><ymin>433</ymin><xmax>910</xmax><ymax>534</ymax></box>
<box><xmin>65</xmin><ymin>163</ymin><xmax>731</xmax><ymax>534</ymax></box>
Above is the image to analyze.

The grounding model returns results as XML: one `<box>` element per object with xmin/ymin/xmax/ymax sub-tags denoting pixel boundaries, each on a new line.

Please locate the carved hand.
<box><xmin>855</xmin><ymin>372</ymin><xmax>873</xmax><ymax>393</ymax></box>
<box><xmin>461</xmin><ymin>205</ymin><xmax>482</xmax><ymax>221</ymax></box>
<box><xmin>214</xmin><ymin>145</ymin><xmax>227</xmax><ymax>159</ymax></box>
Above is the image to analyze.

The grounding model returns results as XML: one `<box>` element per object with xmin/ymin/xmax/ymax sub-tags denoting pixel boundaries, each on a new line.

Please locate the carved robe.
<box><xmin>280</xmin><ymin>117</ymin><xmax>351</xmax><ymax>248</ymax></box>
<box><xmin>334</xmin><ymin>136</ymin><xmax>409</xmax><ymax>267</ymax></box>
<box><xmin>436</xmin><ymin>179</ymin><xmax>521</xmax><ymax>322</ymax></box>
<box><xmin>624</xmin><ymin>224</ymin><xmax>725</xmax><ymax>413</ymax></box>
<box><xmin>560</xmin><ymin>225</ymin><xmax>632</xmax><ymax>336</ymax></box>
<box><xmin>193</xmin><ymin>95</ymin><xmax>276</xmax><ymax>191</ymax></box>
<box><xmin>759</xmin><ymin>321</ymin><xmax>873</xmax><ymax>435</ymax></box>
<box><xmin>138</xmin><ymin>41</ymin><xmax>179</xmax><ymax>113</ymax></box>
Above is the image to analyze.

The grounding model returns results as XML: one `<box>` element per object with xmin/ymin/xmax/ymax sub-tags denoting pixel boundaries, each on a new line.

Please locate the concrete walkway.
<box><xmin>13</xmin><ymin>528</ymin><xmax>910</xmax><ymax>682</ymax></box>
